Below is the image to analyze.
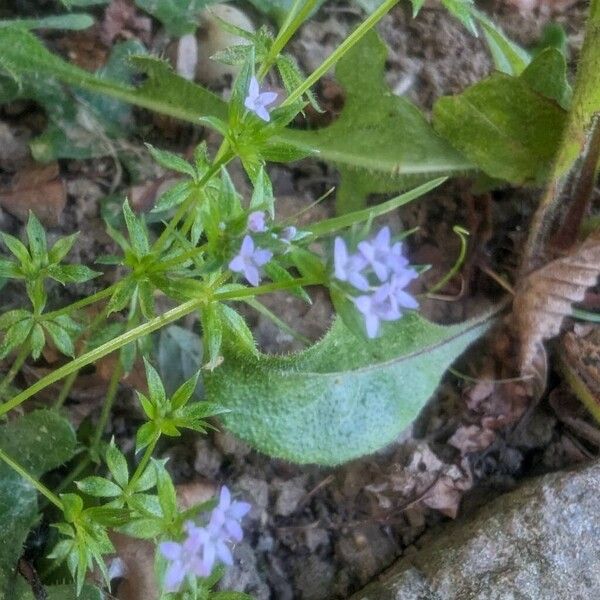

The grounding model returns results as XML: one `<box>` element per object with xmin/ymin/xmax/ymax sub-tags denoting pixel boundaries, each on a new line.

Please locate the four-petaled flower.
<box><xmin>247</xmin><ymin>210</ymin><xmax>267</xmax><ymax>233</ymax></box>
<box><xmin>159</xmin><ymin>522</ymin><xmax>211</xmax><ymax>592</ymax></box>
<box><xmin>333</xmin><ymin>237</ymin><xmax>369</xmax><ymax>291</ymax></box>
<box><xmin>229</xmin><ymin>235</ymin><xmax>273</xmax><ymax>287</ymax></box>
<box><xmin>244</xmin><ymin>76</ymin><xmax>278</xmax><ymax>122</ymax></box>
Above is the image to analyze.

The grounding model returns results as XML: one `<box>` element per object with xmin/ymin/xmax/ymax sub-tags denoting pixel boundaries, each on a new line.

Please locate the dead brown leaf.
<box><xmin>448</xmin><ymin>425</ymin><xmax>496</xmax><ymax>456</ymax></box>
<box><xmin>512</xmin><ymin>230</ymin><xmax>600</xmax><ymax>375</ymax></box>
<box><xmin>0</xmin><ymin>162</ymin><xmax>66</xmax><ymax>225</ymax></box>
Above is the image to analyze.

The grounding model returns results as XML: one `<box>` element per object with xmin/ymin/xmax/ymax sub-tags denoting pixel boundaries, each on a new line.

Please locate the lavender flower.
<box><xmin>159</xmin><ymin>522</ymin><xmax>210</xmax><ymax>592</ymax></box>
<box><xmin>354</xmin><ymin>283</ymin><xmax>402</xmax><ymax>338</ymax></box>
<box><xmin>358</xmin><ymin>226</ymin><xmax>416</xmax><ymax>283</ymax></box>
<box><xmin>211</xmin><ymin>485</ymin><xmax>251</xmax><ymax>543</ymax></box>
<box><xmin>229</xmin><ymin>235</ymin><xmax>273</xmax><ymax>287</ymax></box>
<box><xmin>159</xmin><ymin>487</ymin><xmax>251</xmax><ymax>592</ymax></box>
<box><xmin>244</xmin><ymin>76</ymin><xmax>278</xmax><ymax>122</ymax></box>
<box><xmin>247</xmin><ymin>211</ymin><xmax>267</xmax><ymax>233</ymax></box>
<box><xmin>333</xmin><ymin>237</ymin><xmax>369</xmax><ymax>291</ymax></box>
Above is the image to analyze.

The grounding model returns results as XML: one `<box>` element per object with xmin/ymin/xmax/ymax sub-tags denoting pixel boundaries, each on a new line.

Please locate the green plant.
<box><xmin>0</xmin><ymin>0</ymin><xmax>597</xmax><ymax>596</ymax></box>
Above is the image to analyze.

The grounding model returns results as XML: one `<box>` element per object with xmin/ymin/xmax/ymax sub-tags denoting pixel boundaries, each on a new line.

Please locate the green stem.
<box><xmin>522</xmin><ymin>0</ymin><xmax>600</xmax><ymax>271</ymax></box>
<box><xmin>259</xmin><ymin>0</ymin><xmax>319</xmax><ymax>78</ymax></box>
<box><xmin>90</xmin><ymin>360</ymin><xmax>123</xmax><ymax>449</ymax></box>
<box><xmin>425</xmin><ymin>226</ymin><xmax>469</xmax><ymax>295</ymax></box>
<box><xmin>0</xmin><ymin>447</ymin><xmax>63</xmax><ymax>509</ymax></box>
<box><xmin>43</xmin><ymin>284</ymin><xmax>117</xmax><ymax>320</ymax></box>
<box><xmin>0</xmin><ymin>276</ymin><xmax>323</xmax><ymax>418</ymax></box>
<box><xmin>282</xmin><ymin>0</ymin><xmax>399</xmax><ymax>106</ymax></box>
<box><xmin>0</xmin><ymin>341</ymin><xmax>29</xmax><ymax>401</ymax></box>
<box><xmin>153</xmin><ymin>154</ymin><xmax>232</xmax><ymax>255</ymax></box>
<box><xmin>53</xmin><ymin>370</ymin><xmax>78</xmax><ymax>411</ymax></box>
<box><xmin>126</xmin><ymin>436</ymin><xmax>158</xmax><ymax>494</ymax></box>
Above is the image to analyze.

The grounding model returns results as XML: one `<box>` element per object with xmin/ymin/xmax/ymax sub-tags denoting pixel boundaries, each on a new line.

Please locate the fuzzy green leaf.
<box><xmin>205</xmin><ymin>310</ymin><xmax>496</xmax><ymax>465</ymax></box>
<box><xmin>0</xmin><ymin>411</ymin><xmax>76</xmax><ymax>596</ymax></box>
<box><xmin>433</xmin><ymin>71</ymin><xmax>567</xmax><ymax>184</ymax></box>
<box><xmin>284</xmin><ymin>31</ymin><xmax>473</xmax><ymax>213</ymax></box>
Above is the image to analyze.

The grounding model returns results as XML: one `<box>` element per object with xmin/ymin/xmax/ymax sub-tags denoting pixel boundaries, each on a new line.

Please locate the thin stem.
<box><xmin>53</xmin><ymin>370</ymin><xmax>78</xmax><ymax>411</ymax></box>
<box><xmin>426</xmin><ymin>226</ymin><xmax>469</xmax><ymax>296</ymax></box>
<box><xmin>153</xmin><ymin>154</ymin><xmax>232</xmax><ymax>255</ymax></box>
<box><xmin>0</xmin><ymin>276</ymin><xmax>323</xmax><ymax>417</ymax></box>
<box><xmin>0</xmin><ymin>447</ymin><xmax>63</xmax><ymax>509</ymax></box>
<box><xmin>43</xmin><ymin>284</ymin><xmax>117</xmax><ymax>320</ymax></box>
<box><xmin>282</xmin><ymin>0</ymin><xmax>399</xmax><ymax>106</ymax></box>
<box><xmin>91</xmin><ymin>359</ymin><xmax>123</xmax><ymax>449</ymax></box>
<box><xmin>259</xmin><ymin>0</ymin><xmax>319</xmax><ymax>78</ymax></box>
<box><xmin>126</xmin><ymin>436</ymin><xmax>158</xmax><ymax>494</ymax></box>
<box><xmin>0</xmin><ymin>341</ymin><xmax>29</xmax><ymax>401</ymax></box>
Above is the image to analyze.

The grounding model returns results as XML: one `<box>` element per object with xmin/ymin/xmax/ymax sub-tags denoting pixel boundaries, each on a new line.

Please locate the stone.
<box><xmin>351</xmin><ymin>461</ymin><xmax>600</xmax><ymax>600</ymax></box>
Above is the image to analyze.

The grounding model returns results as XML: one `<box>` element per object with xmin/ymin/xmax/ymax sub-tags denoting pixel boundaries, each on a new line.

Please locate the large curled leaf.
<box><xmin>433</xmin><ymin>57</ymin><xmax>568</xmax><ymax>185</ymax></box>
<box><xmin>285</xmin><ymin>31</ymin><xmax>474</xmax><ymax>212</ymax></box>
<box><xmin>205</xmin><ymin>310</ymin><xmax>495</xmax><ymax>465</ymax></box>
<box><xmin>0</xmin><ymin>410</ymin><xmax>77</xmax><ymax>598</ymax></box>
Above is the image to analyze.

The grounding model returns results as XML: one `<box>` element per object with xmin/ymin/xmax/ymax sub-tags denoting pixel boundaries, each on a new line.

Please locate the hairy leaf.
<box><xmin>285</xmin><ymin>31</ymin><xmax>473</xmax><ymax>212</ymax></box>
<box><xmin>205</xmin><ymin>310</ymin><xmax>496</xmax><ymax>465</ymax></box>
<box><xmin>0</xmin><ymin>411</ymin><xmax>76</xmax><ymax>597</ymax></box>
<box><xmin>433</xmin><ymin>69</ymin><xmax>567</xmax><ymax>184</ymax></box>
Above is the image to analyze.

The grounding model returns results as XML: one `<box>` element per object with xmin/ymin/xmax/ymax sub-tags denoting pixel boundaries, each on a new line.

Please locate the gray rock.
<box><xmin>351</xmin><ymin>461</ymin><xmax>600</xmax><ymax>600</ymax></box>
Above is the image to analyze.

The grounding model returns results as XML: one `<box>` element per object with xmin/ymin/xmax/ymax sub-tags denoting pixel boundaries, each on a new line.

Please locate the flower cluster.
<box><xmin>159</xmin><ymin>486</ymin><xmax>251</xmax><ymax>593</ymax></box>
<box><xmin>334</xmin><ymin>227</ymin><xmax>419</xmax><ymax>338</ymax></box>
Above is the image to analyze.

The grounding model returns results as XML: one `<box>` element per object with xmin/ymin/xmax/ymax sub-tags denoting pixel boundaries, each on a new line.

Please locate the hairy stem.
<box><xmin>522</xmin><ymin>0</ymin><xmax>600</xmax><ymax>272</ymax></box>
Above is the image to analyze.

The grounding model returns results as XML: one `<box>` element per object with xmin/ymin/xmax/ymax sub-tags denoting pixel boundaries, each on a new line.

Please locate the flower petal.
<box><xmin>248</xmin><ymin>76</ymin><xmax>259</xmax><ymax>99</ymax></box>
<box><xmin>219</xmin><ymin>486</ymin><xmax>231</xmax><ymax>510</ymax></box>
<box><xmin>159</xmin><ymin>541</ymin><xmax>182</xmax><ymax>561</ymax></box>
<box><xmin>229</xmin><ymin>255</ymin><xmax>245</xmax><ymax>273</ymax></box>
<box><xmin>259</xmin><ymin>91</ymin><xmax>278</xmax><ymax>106</ymax></box>
<box><xmin>164</xmin><ymin>561</ymin><xmax>186</xmax><ymax>593</ymax></box>
<box><xmin>244</xmin><ymin>264</ymin><xmax>260</xmax><ymax>286</ymax></box>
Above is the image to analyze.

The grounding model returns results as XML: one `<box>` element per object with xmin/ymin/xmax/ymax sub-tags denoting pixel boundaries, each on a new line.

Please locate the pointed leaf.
<box><xmin>205</xmin><ymin>310</ymin><xmax>498</xmax><ymax>464</ymax></box>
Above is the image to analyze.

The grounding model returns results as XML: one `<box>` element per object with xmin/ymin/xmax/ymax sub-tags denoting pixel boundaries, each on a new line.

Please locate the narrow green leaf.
<box><xmin>171</xmin><ymin>371</ymin><xmax>200</xmax><ymax>409</ymax></box>
<box><xmin>200</xmin><ymin>303</ymin><xmax>223</xmax><ymax>370</ymax></box>
<box><xmin>43</xmin><ymin>320</ymin><xmax>75</xmax><ymax>357</ymax></box>
<box><xmin>1</xmin><ymin>232</ymin><xmax>30</xmax><ymax>265</ymax></box>
<box><xmin>0</xmin><ymin>14</ymin><xmax>95</xmax><ymax>31</ymax></box>
<box><xmin>475</xmin><ymin>10</ymin><xmax>530</xmax><ymax>76</ymax></box>
<box><xmin>0</xmin><ymin>318</ymin><xmax>33</xmax><ymax>359</ymax></box>
<box><xmin>308</xmin><ymin>178</ymin><xmax>446</xmax><ymax>236</ymax></box>
<box><xmin>77</xmin><ymin>476</ymin><xmax>122</xmax><ymax>498</ymax></box>
<box><xmin>25</xmin><ymin>212</ymin><xmax>47</xmax><ymax>261</ymax></box>
<box><xmin>106</xmin><ymin>440</ymin><xmax>129</xmax><ymax>489</ymax></box>
<box><xmin>146</xmin><ymin>144</ymin><xmax>197</xmax><ymax>179</ymax></box>
<box><xmin>123</xmin><ymin>200</ymin><xmax>149</xmax><ymax>256</ymax></box>
<box><xmin>144</xmin><ymin>359</ymin><xmax>167</xmax><ymax>407</ymax></box>
<box><xmin>48</xmin><ymin>233</ymin><xmax>78</xmax><ymax>263</ymax></box>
